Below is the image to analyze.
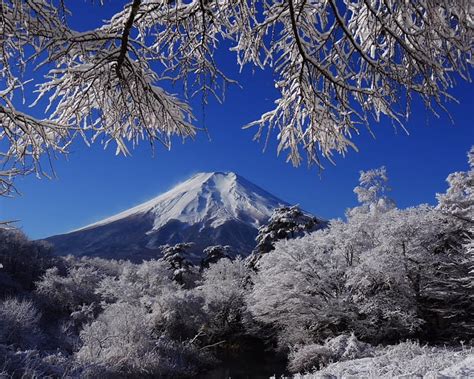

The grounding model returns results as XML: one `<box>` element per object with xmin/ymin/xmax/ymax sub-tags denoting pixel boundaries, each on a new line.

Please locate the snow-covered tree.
<box><xmin>97</xmin><ymin>259</ymin><xmax>178</xmax><ymax>306</ymax></box>
<box><xmin>77</xmin><ymin>303</ymin><xmax>209</xmax><ymax>377</ymax></box>
<box><xmin>346</xmin><ymin>206</ymin><xmax>456</xmax><ymax>342</ymax></box>
<box><xmin>252</xmin><ymin>205</ymin><xmax>322</xmax><ymax>261</ymax></box>
<box><xmin>1</xmin><ymin>1</ymin><xmax>472</xmax><ymax>193</ymax></box>
<box><xmin>160</xmin><ymin>242</ymin><xmax>197</xmax><ymax>286</ymax></box>
<box><xmin>149</xmin><ymin>287</ymin><xmax>206</xmax><ymax>341</ymax></box>
<box><xmin>76</xmin><ymin>303</ymin><xmax>169</xmax><ymax>375</ymax></box>
<box><xmin>0</xmin><ymin>228</ymin><xmax>53</xmax><ymax>295</ymax></box>
<box><xmin>36</xmin><ymin>265</ymin><xmax>104</xmax><ymax>314</ymax></box>
<box><xmin>436</xmin><ymin>146</ymin><xmax>474</xmax><ymax>225</ymax></box>
<box><xmin>429</xmin><ymin>147</ymin><xmax>474</xmax><ymax>339</ymax></box>
<box><xmin>248</xmin><ymin>166</ymin><xmax>474</xmax><ymax>348</ymax></box>
<box><xmin>248</xmin><ymin>230</ymin><xmax>359</xmax><ymax>347</ymax></box>
<box><xmin>350</xmin><ymin>166</ymin><xmax>396</xmax><ymax>216</ymax></box>
<box><xmin>0</xmin><ymin>298</ymin><xmax>43</xmax><ymax>349</ymax></box>
<box><xmin>200</xmin><ymin>245</ymin><xmax>232</xmax><ymax>270</ymax></box>
<box><xmin>197</xmin><ymin>257</ymin><xmax>250</xmax><ymax>339</ymax></box>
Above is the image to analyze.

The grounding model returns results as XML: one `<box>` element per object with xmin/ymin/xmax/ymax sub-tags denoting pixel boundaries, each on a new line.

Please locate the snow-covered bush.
<box><xmin>150</xmin><ymin>288</ymin><xmax>205</xmax><ymax>341</ymax></box>
<box><xmin>288</xmin><ymin>344</ymin><xmax>333</xmax><ymax>373</ymax></box>
<box><xmin>0</xmin><ymin>346</ymin><xmax>59</xmax><ymax>378</ymax></box>
<box><xmin>97</xmin><ymin>259</ymin><xmax>178</xmax><ymax>306</ymax></box>
<box><xmin>288</xmin><ymin>334</ymin><xmax>374</xmax><ymax>373</ymax></box>
<box><xmin>76</xmin><ymin>302</ymin><xmax>210</xmax><ymax>377</ymax></box>
<box><xmin>77</xmin><ymin>303</ymin><xmax>153</xmax><ymax>371</ymax></box>
<box><xmin>0</xmin><ymin>298</ymin><xmax>42</xmax><ymax>349</ymax></box>
<box><xmin>36</xmin><ymin>265</ymin><xmax>104</xmax><ymax>314</ymax></box>
<box><xmin>0</xmin><ymin>345</ymin><xmax>109</xmax><ymax>379</ymax></box>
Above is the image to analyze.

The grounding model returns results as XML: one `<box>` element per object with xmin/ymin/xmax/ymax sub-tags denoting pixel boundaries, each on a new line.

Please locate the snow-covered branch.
<box><xmin>0</xmin><ymin>0</ymin><xmax>472</xmax><ymax>193</ymax></box>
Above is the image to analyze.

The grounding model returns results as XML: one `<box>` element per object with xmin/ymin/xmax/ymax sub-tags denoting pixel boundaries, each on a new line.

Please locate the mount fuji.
<box><xmin>45</xmin><ymin>172</ymin><xmax>312</xmax><ymax>262</ymax></box>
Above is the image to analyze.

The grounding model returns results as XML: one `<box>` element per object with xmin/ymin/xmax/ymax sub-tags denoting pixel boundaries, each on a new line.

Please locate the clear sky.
<box><xmin>1</xmin><ymin>2</ymin><xmax>473</xmax><ymax>240</ymax></box>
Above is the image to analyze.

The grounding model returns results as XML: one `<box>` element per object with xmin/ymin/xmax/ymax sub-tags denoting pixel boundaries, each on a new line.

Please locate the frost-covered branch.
<box><xmin>0</xmin><ymin>0</ymin><xmax>472</xmax><ymax>194</ymax></box>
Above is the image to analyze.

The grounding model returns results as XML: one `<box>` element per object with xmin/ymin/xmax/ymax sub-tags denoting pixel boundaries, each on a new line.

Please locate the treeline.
<box><xmin>0</xmin><ymin>149</ymin><xmax>472</xmax><ymax>377</ymax></box>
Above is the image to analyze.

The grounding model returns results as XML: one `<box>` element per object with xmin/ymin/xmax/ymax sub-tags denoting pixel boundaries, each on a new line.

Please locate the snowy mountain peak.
<box><xmin>46</xmin><ymin>172</ymin><xmax>314</xmax><ymax>261</ymax></box>
<box><xmin>78</xmin><ymin>171</ymin><xmax>286</xmax><ymax>232</ymax></box>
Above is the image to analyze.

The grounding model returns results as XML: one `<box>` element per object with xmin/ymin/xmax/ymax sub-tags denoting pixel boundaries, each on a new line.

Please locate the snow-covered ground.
<box><xmin>288</xmin><ymin>341</ymin><xmax>473</xmax><ymax>378</ymax></box>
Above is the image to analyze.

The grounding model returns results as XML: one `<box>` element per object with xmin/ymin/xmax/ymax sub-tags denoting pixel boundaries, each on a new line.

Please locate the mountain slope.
<box><xmin>45</xmin><ymin>172</ymin><xmax>300</xmax><ymax>262</ymax></box>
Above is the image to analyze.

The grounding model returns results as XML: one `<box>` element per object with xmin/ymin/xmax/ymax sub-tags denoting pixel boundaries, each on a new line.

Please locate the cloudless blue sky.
<box><xmin>1</xmin><ymin>1</ymin><xmax>473</xmax><ymax>239</ymax></box>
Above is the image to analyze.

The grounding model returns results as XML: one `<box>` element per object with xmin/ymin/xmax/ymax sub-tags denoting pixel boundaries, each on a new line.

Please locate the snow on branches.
<box><xmin>1</xmin><ymin>0</ymin><xmax>472</xmax><ymax>193</ymax></box>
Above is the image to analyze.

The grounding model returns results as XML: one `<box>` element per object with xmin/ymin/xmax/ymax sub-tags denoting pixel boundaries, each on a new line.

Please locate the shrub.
<box><xmin>76</xmin><ymin>302</ymin><xmax>211</xmax><ymax>377</ymax></box>
<box><xmin>36</xmin><ymin>266</ymin><xmax>104</xmax><ymax>314</ymax></box>
<box><xmin>0</xmin><ymin>298</ymin><xmax>42</xmax><ymax>349</ymax></box>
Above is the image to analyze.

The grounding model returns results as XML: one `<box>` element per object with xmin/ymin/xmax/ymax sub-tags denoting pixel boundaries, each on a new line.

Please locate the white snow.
<box><xmin>288</xmin><ymin>342</ymin><xmax>474</xmax><ymax>379</ymax></box>
<box><xmin>74</xmin><ymin>172</ymin><xmax>287</xmax><ymax>233</ymax></box>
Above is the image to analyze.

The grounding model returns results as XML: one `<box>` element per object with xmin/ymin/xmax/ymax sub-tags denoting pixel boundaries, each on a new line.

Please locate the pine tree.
<box><xmin>160</xmin><ymin>243</ymin><xmax>195</xmax><ymax>286</ymax></box>
<box><xmin>249</xmin><ymin>205</ymin><xmax>322</xmax><ymax>267</ymax></box>
<box><xmin>200</xmin><ymin>245</ymin><xmax>232</xmax><ymax>270</ymax></box>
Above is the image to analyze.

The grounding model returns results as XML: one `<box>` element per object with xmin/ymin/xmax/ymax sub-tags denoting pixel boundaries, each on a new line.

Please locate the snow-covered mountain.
<box><xmin>45</xmin><ymin>172</ymin><xmax>302</xmax><ymax>262</ymax></box>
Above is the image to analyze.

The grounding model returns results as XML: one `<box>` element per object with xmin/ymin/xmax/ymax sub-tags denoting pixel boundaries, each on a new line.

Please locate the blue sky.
<box><xmin>1</xmin><ymin>2</ymin><xmax>472</xmax><ymax>240</ymax></box>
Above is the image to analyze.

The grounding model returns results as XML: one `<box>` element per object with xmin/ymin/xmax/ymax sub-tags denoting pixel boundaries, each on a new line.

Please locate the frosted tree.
<box><xmin>248</xmin><ymin>231</ymin><xmax>359</xmax><ymax>347</ymax></box>
<box><xmin>0</xmin><ymin>228</ymin><xmax>53</xmax><ymax>294</ymax></box>
<box><xmin>197</xmin><ymin>257</ymin><xmax>250</xmax><ymax>339</ymax></box>
<box><xmin>1</xmin><ymin>1</ymin><xmax>472</xmax><ymax>194</ymax></box>
<box><xmin>36</xmin><ymin>265</ymin><xmax>104</xmax><ymax>313</ymax></box>
<box><xmin>0</xmin><ymin>298</ymin><xmax>43</xmax><ymax>349</ymax></box>
<box><xmin>428</xmin><ymin>147</ymin><xmax>474</xmax><ymax>339</ymax></box>
<box><xmin>351</xmin><ymin>166</ymin><xmax>396</xmax><ymax>215</ymax></box>
<box><xmin>76</xmin><ymin>302</ymin><xmax>164</xmax><ymax>375</ymax></box>
<box><xmin>248</xmin><ymin>164</ymin><xmax>474</xmax><ymax>347</ymax></box>
<box><xmin>200</xmin><ymin>245</ymin><xmax>232</xmax><ymax>270</ymax></box>
<box><xmin>76</xmin><ymin>301</ymin><xmax>209</xmax><ymax>377</ymax></box>
<box><xmin>436</xmin><ymin>146</ymin><xmax>474</xmax><ymax>224</ymax></box>
<box><xmin>97</xmin><ymin>259</ymin><xmax>178</xmax><ymax>306</ymax></box>
<box><xmin>160</xmin><ymin>243</ymin><xmax>197</xmax><ymax>286</ymax></box>
<box><xmin>252</xmin><ymin>205</ymin><xmax>322</xmax><ymax>260</ymax></box>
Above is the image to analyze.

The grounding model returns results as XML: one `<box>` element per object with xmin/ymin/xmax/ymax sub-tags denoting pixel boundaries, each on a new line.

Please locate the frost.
<box><xmin>1</xmin><ymin>0</ymin><xmax>472</xmax><ymax>193</ymax></box>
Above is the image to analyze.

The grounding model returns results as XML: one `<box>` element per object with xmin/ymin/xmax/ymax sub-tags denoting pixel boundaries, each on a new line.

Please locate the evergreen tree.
<box><xmin>160</xmin><ymin>243</ymin><xmax>195</xmax><ymax>286</ymax></box>
<box><xmin>200</xmin><ymin>245</ymin><xmax>232</xmax><ymax>270</ymax></box>
<box><xmin>249</xmin><ymin>205</ymin><xmax>322</xmax><ymax>267</ymax></box>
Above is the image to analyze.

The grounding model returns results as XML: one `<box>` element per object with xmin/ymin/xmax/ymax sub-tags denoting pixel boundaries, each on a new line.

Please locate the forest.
<box><xmin>0</xmin><ymin>148</ymin><xmax>472</xmax><ymax>378</ymax></box>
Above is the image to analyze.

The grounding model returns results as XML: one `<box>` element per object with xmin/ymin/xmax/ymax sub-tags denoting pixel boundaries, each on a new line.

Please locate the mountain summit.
<box><xmin>46</xmin><ymin>172</ymin><xmax>295</xmax><ymax>261</ymax></box>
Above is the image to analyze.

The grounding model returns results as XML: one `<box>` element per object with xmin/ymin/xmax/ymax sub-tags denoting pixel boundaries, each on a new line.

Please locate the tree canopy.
<box><xmin>1</xmin><ymin>0</ymin><xmax>472</xmax><ymax>193</ymax></box>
